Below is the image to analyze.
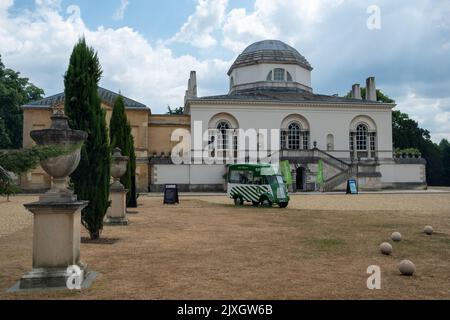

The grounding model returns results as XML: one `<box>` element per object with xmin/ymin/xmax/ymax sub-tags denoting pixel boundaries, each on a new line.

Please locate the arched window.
<box><xmin>217</xmin><ymin>121</ymin><xmax>231</xmax><ymax>150</ymax></box>
<box><xmin>356</xmin><ymin>124</ymin><xmax>368</xmax><ymax>151</ymax></box>
<box><xmin>287</xmin><ymin>72</ymin><xmax>293</xmax><ymax>82</ymax></box>
<box><xmin>274</xmin><ymin>68</ymin><xmax>285</xmax><ymax>81</ymax></box>
<box><xmin>288</xmin><ymin>122</ymin><xmax>301</xmax><ymax>150</ymax></box>
<box><xmin>266</xmin><ymin>71</ymin><xmax>273</xmax><ymax>81</ymax></box>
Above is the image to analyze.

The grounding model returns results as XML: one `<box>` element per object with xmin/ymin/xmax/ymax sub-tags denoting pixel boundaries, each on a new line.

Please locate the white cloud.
<box><xmin>396</xmin><ymin>93</ymin><xmax>450</xmax><ymax>143</ymax></box>
<box><xmin>168</xmin><ymin>0</ymin><xmax>228</xmax><ymax>48</ymax></box>
<box><xmin>222</xmin><ymin>0</ymin><xmax>343</xmax><ymax>53</ymax></box>
<box><xmin>0</xmin><ymin>0</ymin><xmax>228</xmax><ymax>112</ymax></box>
<box><xmin>113</xmin><ymin>0</ymin><xmax>129</xmax><ymax>21</ymax></box>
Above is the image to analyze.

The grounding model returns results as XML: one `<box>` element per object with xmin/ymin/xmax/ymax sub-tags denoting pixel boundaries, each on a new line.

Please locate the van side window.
<box><xmin>254</xmin><ymin>176</ymin><xmax>263</xmax><ymax>185</ymax></box>
<box><xmin>229</xmin><ymin>170</ymin><xmax>254</xmax><ymax>184</ymax></box>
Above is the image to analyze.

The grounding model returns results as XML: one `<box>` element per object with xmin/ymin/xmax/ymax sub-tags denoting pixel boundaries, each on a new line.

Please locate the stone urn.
<box><xmin>30</xmin><ymin>111</ymin><xmax>87</xmax><ymax>203</ymax></box>
<box><xmin>13</xmin><ymin>111</ymin><xmax>94</xmax><ymax>291</ymax></box>
<box><xmin>105</xmin><ymin>148</ymin><xmax>129</xmax><ymax>225</ymax></box>
<box><xmin>110</xmin><ymin>147</ymin><xmax>129</xmax><ymax>190</ymax></box>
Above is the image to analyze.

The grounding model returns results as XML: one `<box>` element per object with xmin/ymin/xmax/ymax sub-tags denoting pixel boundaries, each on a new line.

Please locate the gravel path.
<box><xmin>0</xmin><ymin>196</ymin><xmax>37</xmax><ymax>238</ymax></box>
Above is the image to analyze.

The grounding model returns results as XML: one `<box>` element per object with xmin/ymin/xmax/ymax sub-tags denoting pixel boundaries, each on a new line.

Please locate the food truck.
<box><xmin>227</xmin><ymin>164</ymin><xmax>290</xmax><ymax>208</ymax></box>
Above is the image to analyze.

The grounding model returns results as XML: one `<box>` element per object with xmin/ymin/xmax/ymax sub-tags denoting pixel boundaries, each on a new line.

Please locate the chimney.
<box><xmin>190</xmin><ymin>71</ymin><xmax>197</xmax><ymax>98</ymax></box>
<box><xmin>366</xmin><ymin>77</ymin><xmax>377</xmax><ymax>101</ymax></box>
<box><xmin>352</xmin><ymin>84</ymin><xmax>362</xmax><ymax>100</ymax></box>
<box><xmin>184</xmin><ymin>71</ymin><xmax>198</xmax><ymax>104</ymax></box>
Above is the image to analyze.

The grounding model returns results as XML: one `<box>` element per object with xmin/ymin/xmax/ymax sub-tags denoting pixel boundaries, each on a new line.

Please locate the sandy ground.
<box><xmin>0</xmin><ymin>197</ymin><xmax>35</xmax><ymax>238</ymax></box>
<box><xmin>195</xmin><ymin>193</ymin><xmax>450</xmax><ymax>211</ymax></box>
<box><xmin>0</xmin><ymin>193</ymin><xmax>450</xmax><ymax>300</ymax></box>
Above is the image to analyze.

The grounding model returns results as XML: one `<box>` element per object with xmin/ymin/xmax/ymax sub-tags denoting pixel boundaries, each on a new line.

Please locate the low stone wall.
<box><xmin>149</xmin><ymin>184</ymin><xmax>225</xmax><ymax>193</ymax></box>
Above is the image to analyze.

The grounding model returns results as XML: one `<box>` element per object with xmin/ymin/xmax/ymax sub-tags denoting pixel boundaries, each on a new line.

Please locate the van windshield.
<box><xmin>266</xmin><ymin>175</ymin><xmax>285</xmax><ymax>185</ymax></box>
<box><xmin>276</xmin><ymin>176</ymin><xmax>285</xmax><ymax>185</ymax></box>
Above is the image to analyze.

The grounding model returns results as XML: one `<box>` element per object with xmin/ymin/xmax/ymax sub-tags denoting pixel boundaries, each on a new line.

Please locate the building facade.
<box><xmin>21</xmin><ymin>40</ymin><xmax>426</xmax><ymax>193</ymax></box>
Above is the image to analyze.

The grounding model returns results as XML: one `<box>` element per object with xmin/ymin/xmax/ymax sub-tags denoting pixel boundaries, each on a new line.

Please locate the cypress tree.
<box><xmin>64</xmin><ymin>38</ymin><xmax>111</xmax><ymax>240</ymax></box>
<box><xmin>128</xmin><ymin>135</ymin><xmax>138</xmax><ymax>208</ymax></box>
<box><xmin>109</xmin><ymin>95</ymin><xmax>137</xmax><ymax>207</ymax></box>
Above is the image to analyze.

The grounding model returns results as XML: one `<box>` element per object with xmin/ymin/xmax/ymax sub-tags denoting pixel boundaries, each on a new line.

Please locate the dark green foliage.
<box><xmin>394</xmin><ymin>148</ymin><xmax>422</xmax><ymax>158</ymax></box>
<box><xmin>392</xmin><ymin>111</ymin><xmax>431</xmax><ymax>150</ymax></box>
<box><xmin>167</xmin><ymin>106</ymin><xmax>184</xmax><ymax>115</ymax></box>
<box><xmin>0</xmin><ymin>117</ymin><xmax>11</xmax><ymax>148</ymax></box>
<box><xmin>392</xmin><ymin>110</ymin><xmax>446</xmax><ymax>185</ymax></box>
<box><xmin>109</xmin><ymin>95</ymin><xmax>137</xmax><ymax>207</ymax></box>
<box><xmin>439</xmin><ymin>139</ymin><xmax>450</xmax><ymax>186</ymax></box>
<box><xmin>0</xmin><ymin>145</ymin><xmax>72</xmax><ymax>174</ymax></box>
<box><xmin>0</xmin><ymin>145</ymin><xmax>70</xmax><ymax>199</ymax></box>
<box><xmin>64</xmin><ymin>38</ymin><xmax>111</xmax><ymax>240</ymax></box>
<box><xmin>128</xmin><ymin>135</ymin><xmax>138</xmax><ymax>208</ymax></box>
<box><xmin>0</xmin><ymin>55</ymin><xmax>44</xmax><ymax>149</ymax></box>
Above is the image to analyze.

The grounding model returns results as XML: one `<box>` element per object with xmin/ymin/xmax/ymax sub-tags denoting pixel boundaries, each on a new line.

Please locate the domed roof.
<box><xmin>228</xmin><ymin>40</ymin><xmax>313</xmax><ymax>75</ymax></box>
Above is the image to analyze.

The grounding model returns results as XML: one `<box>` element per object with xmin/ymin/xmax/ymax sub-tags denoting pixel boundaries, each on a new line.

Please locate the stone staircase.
<box><xmin>314</xmin><ymin>149</ymin><xmax>357</xmax><ymax>192</ymax></box>
<box><xmin>281</xmin><ymin>148</ymin><xmax>357</xmax><ymax>192</ymax></box>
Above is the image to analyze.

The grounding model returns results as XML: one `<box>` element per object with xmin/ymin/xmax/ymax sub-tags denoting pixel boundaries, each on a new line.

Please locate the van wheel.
<box><xmin>260</xmin><ymin>197</ymin><xmax>272</xmax><ymax>208</ymax></box>
<box><xmin>279</xmin><ymin>202</ymin><xmax>289</xmax><ymax>209</ymax></box>
<box><xmin>252</xmin><ymin>201</ymin><xmax>260</xmax><ymax>207</ymax></box>
<box><xmin>234</xmin><ymin>196</ymin><xmax>244</xmax><ymax>206</ymax></box>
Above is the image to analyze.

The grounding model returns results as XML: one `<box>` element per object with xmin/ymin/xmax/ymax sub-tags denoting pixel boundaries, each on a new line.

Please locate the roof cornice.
<box><xmin>187</xmin><ymin>98</ymin><xmax>396</xmax><ymax>110</ymax></box>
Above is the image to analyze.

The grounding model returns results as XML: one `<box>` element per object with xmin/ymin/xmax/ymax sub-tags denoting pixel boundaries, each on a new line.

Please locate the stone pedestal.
<box><xmin>105</xmin><ymin>183</ymin><xmax>129</xmax><ymax>226</ymax></box>
<box><xmin>19</xmin><ymin>201</ymin><xmax>88</xmax><ymax>290</ymax></box>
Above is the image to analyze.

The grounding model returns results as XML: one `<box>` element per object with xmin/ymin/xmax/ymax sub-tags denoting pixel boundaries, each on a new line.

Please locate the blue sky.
<box><xmin>1</xmin><ymin>0</ymin><xmax>450</xmax><ymax>142</ymax></box>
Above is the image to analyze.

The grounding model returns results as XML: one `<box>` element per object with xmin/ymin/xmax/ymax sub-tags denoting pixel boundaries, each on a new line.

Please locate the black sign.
<box><xmin>346</xmin><ymin>179</ymin><xmax>358</xmax><ymax>195</ymax></box>
<box><xmin>164</xmin><ymin>184</ymin><xmax>179</xmax><ymax>205</ymax></box>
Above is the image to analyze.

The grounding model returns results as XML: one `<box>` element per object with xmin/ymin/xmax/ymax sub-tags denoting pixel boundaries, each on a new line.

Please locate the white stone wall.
<box><xmin>152</xmin><ymin>165</ymin><xmax>190</xmax><ymax>185</ymax></box>
<box><xmin>230</xmin><ymin>63</ymin><xmax>312</xmax><ymax>90</ymax></box>
<box><xmin>190</xmin><ymin>103</ymin><xmax>394</xmax><ymax>159</ymax></box>
<box><xmin>379</xmin><ymin>164</ymin><xmax>426</xmax><ymax>184</ymax></box>
<box><xmin>152</xmin><ymin>164</ymin><xmax>226</xmax><ymax>185</ymax></box>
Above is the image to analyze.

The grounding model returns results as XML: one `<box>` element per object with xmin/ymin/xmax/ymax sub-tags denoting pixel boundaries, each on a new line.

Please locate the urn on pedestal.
<box><xmin>105</xmin><ymin>148</ymin><xmax>129</xmax><ymax>225</ymax></box>
<box><xmin>11</xmin><ymin>111</ymin><xmax>95</xmax><ymax>291</ymax></box>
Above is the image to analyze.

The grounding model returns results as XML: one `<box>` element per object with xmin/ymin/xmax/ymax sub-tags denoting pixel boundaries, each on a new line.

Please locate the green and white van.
<box><xmin>227</xmin><ymin>164</ymin><xmax>290</xmax><ymax>208</ymax></box>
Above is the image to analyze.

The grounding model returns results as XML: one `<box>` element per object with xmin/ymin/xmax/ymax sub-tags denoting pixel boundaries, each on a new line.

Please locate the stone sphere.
<box><xmin>424</xmin><ymin>226</ymin><xmax>434</xmax><ymax>235</ymax></box>
<box><xmin>391</xmin><ymin>232</ymin><xmax>402</xmax><ymax>242</ymax></box>
<box><xmin>399</xmin><ymin>260</ymin><xmax>416</xmax><ymax>276</ymax></box>
<box><xmin>380</xmin><ymin>242</ymin><xmax>393</xmax><ymax>255</ymax></box>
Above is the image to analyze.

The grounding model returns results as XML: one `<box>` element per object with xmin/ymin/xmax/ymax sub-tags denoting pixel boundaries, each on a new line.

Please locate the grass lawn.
<box><xmin>0</xmin><ymin>193</ymin><xmax>450</xmax><ymax>300</ymax></box>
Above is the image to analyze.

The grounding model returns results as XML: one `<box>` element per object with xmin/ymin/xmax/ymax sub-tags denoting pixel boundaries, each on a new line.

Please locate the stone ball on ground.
<box><xmin>399</xmin><ymin>260</ymin><xmax>416</xmax><ymax>276</ymax></box>
<box><xmin>391</xmin><ymin>232</ymin><xmax>402</xmax><ymax>242</ymax></box>
<box><xmin>380</xmin><ymin>242</ymin><xmax>393</xmax><ymax>255</ymax></box>
<box><xmin>424</xmin><ymin>226</ymin><xmax>434</xmax><ymax>235</ymax></box>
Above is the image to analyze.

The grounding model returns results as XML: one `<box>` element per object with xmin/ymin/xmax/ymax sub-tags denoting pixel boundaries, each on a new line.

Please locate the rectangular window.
<box><xmin>281</xmin><ymin>131</ymin><xmax>286</xmax><ymax>150</ymax></box>
<box><xmin>356</xmin><ymin>133</ymin><xmax>367</xmax><ymax>151</ymax></box>
<box><xmin>302</xmin><ymin>132</ymin><xmax>309</xmax><ymax>150</ymax></box>
<box><xmin>370</xmin><ymin>133</ymin><xmax>376</xmax><ymax>151</ymax></box>
<box><xmin>350</xmin><ymin>132</ymin><xmax>355</xmax><ymax>151</ymax></box>
<box><xmin>274</xmin><ymin>68</ymin><xmax>285</xmax><ymax>81</ymax></box>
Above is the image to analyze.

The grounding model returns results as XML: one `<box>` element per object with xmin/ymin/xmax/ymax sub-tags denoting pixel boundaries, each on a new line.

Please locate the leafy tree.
<box><xmin>109</xmin><ymin>95</ymin><xmax>137</xmax><ymax>207</ymax></box>
<box><xmin>0</xmin><ymin>117</ymin><xmax>11</xmax><ymax>148</ymax></box>
<box><xmin>0</xmin><ymin>55</ymin><xmax>44</xmax><ymax>149</ymax></box>
<box><xmin>439</xmin><ymin>139</ymin><xmax>450</xmax><ymax>186</ymax></box>
<box><xmin>392</xmin><ymin>110</ymin><xmax>444</xmax><ymax>185</ymax></box>
<box><xmin>167</xmin><ymin>106</ymin><xmax>184</xmax><ymax>115</ymax></box>
<box><xmin>0</xmin><ymin>145</ymin><xmax>69</xmax><ymax>200</ymax></box>
<box><xmin>64</xmin><ymin>38</ymin><xmax>111</xmax><ymax>240</ymax></box>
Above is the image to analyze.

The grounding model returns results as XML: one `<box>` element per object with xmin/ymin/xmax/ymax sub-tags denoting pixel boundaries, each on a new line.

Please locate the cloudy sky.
<box><xmin>1</xmin><ymin>0</ymin><xmax>449</xmax><ymax>142</ymax></box>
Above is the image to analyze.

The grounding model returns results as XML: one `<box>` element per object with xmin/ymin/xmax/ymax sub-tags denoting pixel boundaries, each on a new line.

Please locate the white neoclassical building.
<box><xmin>150</xmin><ymin>40</ymin><xmax>426</xmax><ymax>192</ymax></box>
<box><xmin>22</xmin><ymin>40</ymin><xmax>426</xmax><ymax>193</ymax></box>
